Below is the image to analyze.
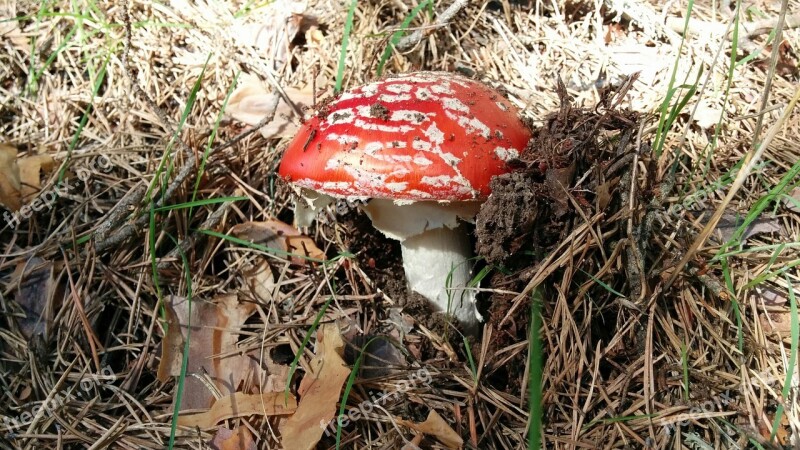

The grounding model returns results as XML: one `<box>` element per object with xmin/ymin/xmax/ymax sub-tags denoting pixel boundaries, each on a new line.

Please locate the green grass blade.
<box><xmin>770</xmin><ymin>273</ymin><xmax>798</xmax><ymax>443</ymax></box>
<box><xmin>190</xmin><ymin>71</ymin><xmax>241</xmax><ymax>219</ymax></box>
<box><xmin>167</xmin><ymin>234</ymin><xmax>193</xmax><ymax>449</ymax></box>
<box><xmin>154</xmin><ymin>196</ymin><xmax>248</xmax><ymax>212</ymax></box>
<box><xmin>527</xmin><ymin>287</ymin><xmax>543</xmax><ymax>450</ymax></box>
<box><xmin>375</xmin><ymin>0</ymin><xmax>431</xmax><ymax>76</ymax></box>
<box><xmin>284</xmin><ymin>297</ymin><xmax>334</xmax><ymax>405</ymax></box>
<box><xmin>335</xmin><ymin>0</ymin><xmax>358</xmax><ymax>93</ymax></box>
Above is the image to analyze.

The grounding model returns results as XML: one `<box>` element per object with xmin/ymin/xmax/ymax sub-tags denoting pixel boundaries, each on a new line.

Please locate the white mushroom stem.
<box><xmin>400</xmin><ymin>224</ymin><xmax>482</xmax><ymax>331</ymax></box>
<box><xmin>362</xmin><ymin>199</ymin><xmax>483</xmax><ymax>332</ymax></box>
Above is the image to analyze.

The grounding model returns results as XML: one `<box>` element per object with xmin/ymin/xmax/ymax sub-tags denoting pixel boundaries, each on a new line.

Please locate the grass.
<box><xmin>769</xmin><ymin>273</ymin><xmax>798</xmax><ymax>444</ymax></box>
<box><xmin>3</xmin><ymin>0</ymin><xmax>799</xmax><ymax>448</ymax></box>
<box><xmin>335</xmin><ymin>0</ymin><xmax>358</xmax><ymax>93</ymax></box>
<box><xmin>167</xmin><ymin>234</ymin><xmax>193</xmax><ymax>450</ymax></box>
<box><xmin>284</xmin><ymin>296</ymin><xmax>333</xmax><ymax>405</ymax></box>
<box><xmin>527</xmin><ymin>288</ymin><xmax>543</xmax><ymax>450</ymax></box>
<box><xmin>375</xmin><ymin>0</ymin><xmax>432</xmax><ymax>76</ymax></box>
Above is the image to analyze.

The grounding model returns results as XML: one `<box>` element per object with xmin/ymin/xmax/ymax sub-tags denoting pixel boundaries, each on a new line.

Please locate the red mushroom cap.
<box><xmin>277</xmin><ymin>72</ymin><xmax>531</xmax><ymax>201</ymax></box>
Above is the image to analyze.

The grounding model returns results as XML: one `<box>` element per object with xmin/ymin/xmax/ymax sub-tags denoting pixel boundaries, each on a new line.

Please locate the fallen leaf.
<box><xmin>227</xmin><ymin>74</ymin><xmax>315</xmax><ymax>139</ymax></box>
<box><xmin>396</xmin><ymin>409</ymin><xmax>464</xmax><ymax>449</ymax></box>
<box><xmin>178</xmin><ymin>391</ymin><xmax>296</xmax><ymax>429</ymax></box>
<box><xmin>714</xmin><ymin>211</ymin><xmax>781</xmax><ymax>242</ymax></box>
<box><xmin>693</xmin><ymin>99</ymin><xmax>723</xmax><ymax>129</ymax></box>
<box><xmin>782</xmin><ymin>187</ymin><xmax>800</xmax><ymax>214</ymax></box>
<box><xmin>210</xmin><ymin>427</ymin><xmax>257</xmax><ymax>450</ymax></box>
<box><xmin>18</xmin><ymin>154</ymin><xmax>54</xmax><ymax>202</ymax></box>
<box><xmin>12</xmin><ymin>257</ymin><xmax>54</xmax><ymax>339</ymax></box>
<box><xmin>230</xmin><ymin>219</ymin><xmax>326</xmax><ymax>264</ymax></box>
<box><xmin>0</xmin><ymin>5</ymin><xmax>29</xmax><ymax>54</ymax></box>
<box><xmin>280</xmin><ymin>323</ymin><xmax>351</xmax><ymax>450</ymax></box>
<box><xmin>595</xmin><ymin>177</ymin><xmax>618</xmax><ymax>211</ymax></box>
<box><xmin>158</xmin><ymin>294</ymin><xmax>264</xmax><ymax>409</ymax></box>
<box><xmin>0</xmin><ymin>143</ymin><xmax>22</xmax><ymax>211</ymax></box>
<box><xmin>755</xmin><ymin>39</ymin><xmax>799</xmax><ymax>79</ymax></box>
<box><xmin>759</xmin><ymin>310</ymin><xmax>793</xmax><ymax>334</ymax></box>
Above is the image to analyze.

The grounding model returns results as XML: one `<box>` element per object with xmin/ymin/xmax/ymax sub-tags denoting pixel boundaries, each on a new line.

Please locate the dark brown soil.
<box><xmin>475</xmin><ymin>78</ymin><xmax>643</xmax><ymax>364</ymax></box>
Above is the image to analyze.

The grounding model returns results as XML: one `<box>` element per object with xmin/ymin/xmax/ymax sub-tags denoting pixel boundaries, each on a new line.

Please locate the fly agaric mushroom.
<box><xmin>278</xmin><ymin>71</ymin><xmax>531</xmax><ymax>332</ymax></box>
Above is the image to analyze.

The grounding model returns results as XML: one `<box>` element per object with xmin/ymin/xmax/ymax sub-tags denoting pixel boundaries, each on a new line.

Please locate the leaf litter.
<box><xmin>1</xmin><ymin>0</ymin><xmax>800</xmax><ymax>448</ymax></box>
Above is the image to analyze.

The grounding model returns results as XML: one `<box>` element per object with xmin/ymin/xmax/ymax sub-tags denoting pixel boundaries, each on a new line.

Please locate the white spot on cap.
<box><xmin>424</xmin><ymin>122</ymin><xmax>445</xmax><ymax>145</ymax></box>
<box><xmin>386</xmin><ymin>181</ymin><xmax>409</xmax><ymax>192</ymax></box>
<box><xmin>421</xmin><ymin>175</ymin><xmax>455</xmax><ymax>187</ymax></box>
<box><xmin>335</xmin><ymin>91</ymin><xmax>364</xmax><ymax>103</ymax></box>
<box><xmin>449</xmin><ymin>111</ymin><xmax>490</xmax><ymax>138</ymax></box>
<box><xmin>386</xmin><ymin>83</ymin><xmax>413</xmax><ymax>94</ymax></box>
<box><xmin>442</xmin><ymin>153</ymin><xmax>461</xmax><ymax>166</ymax></box>
<box><xmin>326</xmin><ymin>107</ymin><xmax>355</xmax><ymax>124</ymax></box>
<box><xmin>414</xmin><ymin>156</ymin><xmax>433</xmax><ymax>165</ymax></box>
<box><xmin>326</xmin><ymin>133</ymin><xmax>361</xmax><ymax>144</ymax></box>
<box><xmin>430</xmin><ymin>82</ymin><xmax>454</xmax><ymax>95</ymax></box>
<box><xmin>388</xmin><ymin>166</ymin><xmax>411</xmax><ymax>177</ymax></box>
<box><xmin>494</xmin><ymin>146</ymin><xmax>520</xmax><ymax>161</ymax></box>
<box><xmin>356</xmin><ymin>105</ymin><xmax>372</xmax><ymax>117</ymax></box>
<box><xmin>354</xmin><ymin>119</ymin><xmax>414</xmax><ymax>133</ymax></box>
<box><xmin>361</xmin><ymin>83</ymin><xmax>379</xmax><ymax>97</ymax></box>
<box><xmin>325</xmin><ymin>159</ymin><xmax>342</xmax><ymax>170</ymax></box>
<box><xmin>496</xmin><ymin>101</ymin><xmax>509</xmax><ymax>112</ymax></box>
<box><xmin>407</xmin><ymin>189</ymin><xmax>434</xmax><ymax>199</ymax></box>
<box><xmin>412</xmin><ymin>139</ymin><xmax>432</xmax><ymax>151</ymax></box>
<box><xmin>364</xmin><ymin>141</ymin><xmax>384</xmax><ymax>155</ymax></box>
<box><xmin>322</xmin><ymin>181</ymin><xmax>352</xmax><ymax>191</ymax></box>
<box><xmin>441</xmin><ymin>97</ymin><xmax>470</xmax><ymax>113</ymax></box>
<box><xmin>379</xmin><ymin>93</ymin><xmax>412</xmax><ymax>103</ymax></box>
<box><xmin>415</xmin><ymin>88</ymin><xmax>433</xmax><ymax>100</ymax></box>
<box><xmin>390</xmin><ymin>110</ymin><xmax>430</xmax><ymax>123</ymax></box>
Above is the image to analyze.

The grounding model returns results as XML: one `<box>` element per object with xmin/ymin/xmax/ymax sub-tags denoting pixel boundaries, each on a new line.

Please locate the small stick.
<box><xmin>395</xmin><ymin>0</ymin><xmax>469</xmax><ymax>51</ymax></box>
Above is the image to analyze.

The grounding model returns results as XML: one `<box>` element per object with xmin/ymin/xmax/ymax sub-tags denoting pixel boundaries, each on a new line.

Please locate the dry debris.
<box><xmin>1</xmin><ymin>0</ymin><xmax>799</xmax><ymax>448</ymax></box>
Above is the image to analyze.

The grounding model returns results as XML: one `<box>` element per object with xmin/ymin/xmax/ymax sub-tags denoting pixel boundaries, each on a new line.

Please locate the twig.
<box><xmin>665</xmin><ymin>14</ymin><xmax>800</xmax><ymax>41</ymax></box>
<box><xmin>156</xmin><ymin>201</ymin><xmax>233</xmax><ymax>269</ymax></box>
<box><xmin>603</xmin><ymin>0</ymin><xmax>681</xmax><ymax>44</ymax></box>
<box><xmin>395</xmin><ymin>0</ymin><xmax>468</xmax><ymax>51</ymax></box>
<box><xmin>753</xmin><ymin>0</ymin><xmax>791</xmax><ymax>142</ymax></box>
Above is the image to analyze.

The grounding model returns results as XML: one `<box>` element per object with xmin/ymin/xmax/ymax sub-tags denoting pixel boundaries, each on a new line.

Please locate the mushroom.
<box><xmin>277</xmin><ymin>72</ymin><xmax>531</xmax><ymax>332</ymax></box>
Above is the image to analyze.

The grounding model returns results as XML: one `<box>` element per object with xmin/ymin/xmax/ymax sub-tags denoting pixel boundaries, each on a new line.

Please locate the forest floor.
<box><xmin>1</xmin><ymin>0</ymin><xmax>800</xmax><ymax>448</ymax></box>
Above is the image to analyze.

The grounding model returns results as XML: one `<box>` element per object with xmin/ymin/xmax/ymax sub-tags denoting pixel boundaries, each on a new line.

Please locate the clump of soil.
<box><xmin>477</xmin><ymin>79</ymin><xmax>639</xmax><ymax>268</ymax></box>
<box><xmin>476</xmin><ymin>78</ymin><xmax>643</xmax><ymax>369</ymax></box>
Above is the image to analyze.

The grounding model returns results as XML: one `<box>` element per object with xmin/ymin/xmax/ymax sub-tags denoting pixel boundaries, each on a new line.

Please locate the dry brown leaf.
<box><xmin>693</xmin><ymin>99</ymin><xmax>723</xmax><ymax>129</ymax></box>
<box><xmin>158</xmin><ymin>294</ymin><xmax>263</xmax><ymax>409</ymax></box>
<box><xmin>783</xmin><ymin>187</ymin><xmax>800</xmax><ymax>213</ymax></box>
<box><xmin>227</xmin><ymin>74</ymin><xmax>315</xmax><ymax>139</ymax></box>
<box><xmin>230</xmin><ymin>219</ymin><xmax>326</xmax><ymax>264</ymax></box>
<box><xmin>12</xmin><ymin>257</ymin><xmax>54</xmax><ymax>339</ymax></box>
<box><xmin>0</xmin><ymin>143</ymin><xmax>22</xmax><ymax>211</ymax></box>
<box><xmin>178</xmin><ymin>391</ymin><xmax>296</xmax><ymax>429</ymax></box>
<box><xmin>280</xmin><ymin>323</ymin><xmax>350</xmax><ymax>450</ymax></box>
<box><xmin>396</xmin><ymin>409</ymin><xmax>464</xmax><ymax>449</ymax></box>
<box><xmin>18</xmin><ymin>154</ymin><xmax>54</xmax><ymax>202</ymax></box>
<box><xmin>156</xmin><ymin>297</ymin><xmax>186</xmax><ymax>383</ymax></box>
<box><xmin>704</xmin><ymin>210</ymin><xmax>781</xmax><ymax>243</ymax></box>
<box><xmin>210</xmin><ymin>427</ymin><xmax>257</xmax><ymax>450</ymax></box>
